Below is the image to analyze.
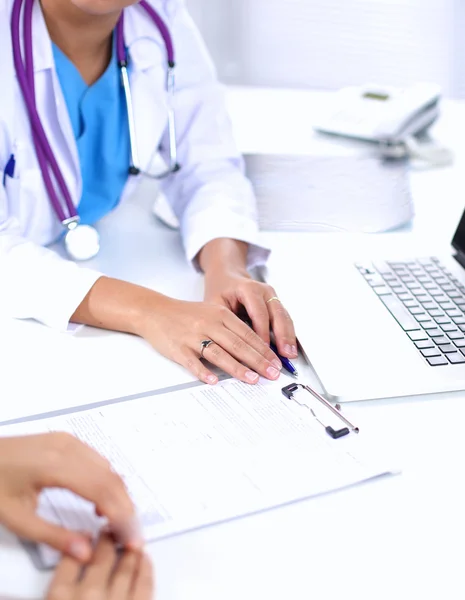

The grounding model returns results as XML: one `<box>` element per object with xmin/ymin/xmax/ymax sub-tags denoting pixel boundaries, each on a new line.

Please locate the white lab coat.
<box><xmin>0</xmin><ymin>0</ymin><xmax>267</xmax><ymax>330</ymax></box>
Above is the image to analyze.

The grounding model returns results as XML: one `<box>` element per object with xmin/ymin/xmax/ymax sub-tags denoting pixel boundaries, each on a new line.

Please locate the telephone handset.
<box><xmin>313</xmin><ymin>82</ymin><xmax>452</xmax><ymax>166</ymax></box>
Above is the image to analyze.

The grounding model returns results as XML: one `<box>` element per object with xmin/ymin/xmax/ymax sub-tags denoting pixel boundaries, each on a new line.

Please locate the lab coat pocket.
<box><xmin>4</xmin><ymin>168</ymin><xmax>56</xmax><ymax>242</ymax></box>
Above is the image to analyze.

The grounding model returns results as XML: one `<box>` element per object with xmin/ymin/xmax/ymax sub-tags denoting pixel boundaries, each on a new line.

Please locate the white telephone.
<box><xmin>314</xmin><ymin>82</ymin><xmax>453</xmax><ymax>166</ymax></box>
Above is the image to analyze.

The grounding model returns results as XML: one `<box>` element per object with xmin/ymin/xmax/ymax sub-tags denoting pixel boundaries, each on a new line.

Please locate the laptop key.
<box><xmin>448</xmin><ymin>331</ymin><xmax>465</xmax><ymax>340</ymax></box>
<box><xmin>458</xmin><ymin>324</ymin><xmax>465</xmax><ymax>332</ymax></box>
<box><xmin>432</xmin><ymin>294</ymin><xmax>449</xmax><ymax>301</ymax></box>
<box><xmin>428</xmin><ymin>309</ymin><xmax>445</xmax><ymax>317</ymax></box>
<box><xmin>426</xmin><ymin>355</ymin><xmax>448</xmax><ymax>366</ymax></box>
<box><xmin>446</xmin><ymin>309</ymin><xmax>463</xmax><ymax>317</ymax></box>
<box><xmin>434</xmin><ymin>316</ymin><xmax>450</xmax><ymax>324</ymax></box>
<box><xmin>416</xmin><ymin>314</ymin><xmax>434</xmax><ymax>322</ymax></box>
<box><xmin>454</xmin><ymin>339</ymin><xmax>465</xmax><ymax>348</ymax></box>
<box><xmin>428</xmin><ymin>329</ymin><xmax>450</xmax><ymax>345</ymax></box>
<box><xmin>373</xmin><ymin>286</ymin><xmax>392</xmax><ymax>296</ymax></box>
<box><xmin>404</xmin><ymin>300</ymin><xmax>419</xmax><ymax>308</ymax></box>
<box><xmin>447</xmin><ymin>291</ymin><xmax>462</xmax><ymax>299</ymax></box>
<box><xmin>438</xmin><ymin>301</ymin><xmax>456</xmax><ymax>309</ymax></box>
<box><xmin>428</xmin><ymin>327</ymin><xmax>444</xmax><ymax>337</ymax></box>
<box><xmin>441</xmin><ymin>323</ymin><xmax>458</xmax><ymax>332</ymax></box>
<box><xmin>366</xmin><ymin>276</ymin><xmax>386</xmax><ymax>287</ymax></box>
<box><xmin>415</xmin><ymin>340</ymin><xmax>435</xmax><ymax>349</ymax></box>
<box><xmin>434</xmin><ymin>336</ymin><xmax>451</xmax><ymax>345</ymax></box>
<box><xmin>385</xmin><ymin>277</ymin><xmax>401</xmax><ymax>285</ymax></box>
<box><xmin>416</xmin><ymin>295</ymin><xmax>432</xmax><ymax>303</ymax></box>
<box><xmin>452</xmin><ymin>316</ymin><xmax>465</xmax><ymax>324</ymax></box>
<box><xmin>409</xmin><ymin>307</ymin><xmax>426</xmax><ymax>315</ymax></box>
<box><xmin>420</xmin><ymin>301</ymin><xmax>437</xmax><ymax>309</ymax></box>
<box><xmin>398</xmin><ymin>293</ymin><xmax>413</xmax><ymax>301</ymax></box>
<box><xmin>372</xmin><ymin>262</ymin><xmax>392</xmax><ymax>275</ymax></box>
<box><xmin>421</xmin><ymin>321</ymin><xmax>438</xmax><ymax>330</ymax></box>
<box><xmin>407</xmin><ymin>330</ymin><xmax>429</xmax><ymax>341</ymax></box>
<box><xmin>378</xmin><ymin>294</ymin><xmax>422</xmax><ymax>331</ymax></box>
<box><xmin>421</xmin><ymin>348</ymin><xmax>441</xmax><ymax>357</ymax></box>
<box><xmin>439</xmin><ymin>344</ymin><xmax>458</xmax><ymax>354</ymax></box>
<box><xmin>447</xmin><ymin>353</ymin><xmax>465</xmax><ymax>364</ymax></box>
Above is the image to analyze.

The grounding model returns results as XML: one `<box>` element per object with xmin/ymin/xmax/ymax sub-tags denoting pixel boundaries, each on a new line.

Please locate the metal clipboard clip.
<box><xmin>282</xmin><ymin>383</ymin><xmax>359</xmax><ymax>439</ymax></box>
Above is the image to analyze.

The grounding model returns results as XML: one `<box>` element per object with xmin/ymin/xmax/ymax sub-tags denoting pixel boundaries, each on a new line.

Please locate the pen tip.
<box><xmin>292</xmin><ymin>371</ymin><xmax>299</xmax><ymax>378</ymax></box>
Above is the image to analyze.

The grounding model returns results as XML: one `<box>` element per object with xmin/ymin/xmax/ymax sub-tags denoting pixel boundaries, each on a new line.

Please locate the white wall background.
<box><xmin>186</xmin><ymin>0</ymin><xmax>465</xmax><ymax>98</ymax></box>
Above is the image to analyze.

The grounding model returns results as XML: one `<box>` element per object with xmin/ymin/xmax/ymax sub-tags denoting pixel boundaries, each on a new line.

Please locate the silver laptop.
<box><xmin>265</xmin><ymin>210</ymin><xmax>465</xmax><ymax>402</ymax></box>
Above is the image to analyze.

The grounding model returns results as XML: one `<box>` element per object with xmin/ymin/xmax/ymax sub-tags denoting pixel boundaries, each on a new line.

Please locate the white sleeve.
<box><xmin>159</xmin><ymin>1</ymin><xmax>270</xmax><ymax>270</ymax></box>
<box><xmin>0</xmin><ymin>185</ymin><xmax>102</xmax><ymax>331</ymax></box>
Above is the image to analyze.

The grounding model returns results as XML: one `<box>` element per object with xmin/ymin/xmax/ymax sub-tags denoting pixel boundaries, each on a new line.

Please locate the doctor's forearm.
<box><xmin>70</xmin><ymin>276</ymin><xmax>170</xmax><ymax>334</ymax></box>
<box><xmin>198</xmin><ymin>238</ymin><xmax>249</xmax><ymax>277</ymax></box>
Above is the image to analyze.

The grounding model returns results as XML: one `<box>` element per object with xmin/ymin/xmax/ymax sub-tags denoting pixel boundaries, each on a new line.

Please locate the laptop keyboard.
<box><xmin>356</xmin><ymin>257</ymin><xmax>465</xmax><ymax>366</ymax></box>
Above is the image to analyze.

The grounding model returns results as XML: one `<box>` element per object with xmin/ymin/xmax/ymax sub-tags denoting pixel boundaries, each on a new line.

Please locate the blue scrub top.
<box><xmin>52</xmin><ymin>39</ymin><xmax>130</xmax><ymax>226</ymax></box>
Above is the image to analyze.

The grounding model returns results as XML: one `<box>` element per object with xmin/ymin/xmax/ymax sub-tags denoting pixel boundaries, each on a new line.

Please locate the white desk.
<box><xmin>1</xmin><ymin>87</ymin><xmax>465</xmax><ymax>600</ymax></box>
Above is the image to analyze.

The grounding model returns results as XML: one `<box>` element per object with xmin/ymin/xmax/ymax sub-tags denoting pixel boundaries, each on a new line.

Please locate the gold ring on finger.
<box><xmin>266</xmin><ymin>296</ymin><xmax>281</xmax><ymax>305</ymax></box>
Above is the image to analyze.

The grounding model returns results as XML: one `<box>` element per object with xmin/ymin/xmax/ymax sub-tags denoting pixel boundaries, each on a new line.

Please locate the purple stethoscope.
<box><xmin>11</xmin><ymin>0</ymin><xmax>180</xmax><ymax>261</ymax></box>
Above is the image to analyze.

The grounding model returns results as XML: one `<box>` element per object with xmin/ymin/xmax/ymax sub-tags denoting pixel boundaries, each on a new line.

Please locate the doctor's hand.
<box><xmin>204</xmin><ymin>271</ymin><xmax>298</xmax><ymax>359</ymax></box>
<box><xmin>46</xmin><ymin>534</ymin><xmax>154</xmax><ymax>600</ymax></box>
<box><xmin>136</xmin><ymin>297</ymin><xmax>284</xmax><ymax>385</ymax></box>
<box><xmin>198</xmin><ymin>238</ymin><xmax>297</xmax><ymax>359</ymax></box>
<box><xmin>0</xmin><ymin>434</ymin><xmax>142</xmax><ymax>563</ymax></box>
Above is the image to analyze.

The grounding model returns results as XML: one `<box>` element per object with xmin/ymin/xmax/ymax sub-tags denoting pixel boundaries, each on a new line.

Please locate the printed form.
<box><xmin>0</xmin><ymin>379</ymin><xmax>394</xmax><ymax>567</ymax></box>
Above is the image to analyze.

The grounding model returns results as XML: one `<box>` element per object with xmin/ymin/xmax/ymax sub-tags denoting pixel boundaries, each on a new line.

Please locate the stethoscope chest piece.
<box><xmin>64</xmin><ymin>224</ymin><xmax>100</xmax><ymax>261</ymax></box>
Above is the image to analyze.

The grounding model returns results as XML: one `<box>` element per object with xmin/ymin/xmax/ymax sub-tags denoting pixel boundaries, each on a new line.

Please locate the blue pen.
<box><xmin>240</xmin><ymin>315</ymin><xmax>298</xmax><ymax>377</ymax></box>
<box><xmin>270</xmin><ymin>340</ymin><xmax>298</xmax><ymax>378</ymax></box>
<box><xmin>3</xmin><ymin>154</ymin><xmax>16</xmax><ymax>185</ymax></box>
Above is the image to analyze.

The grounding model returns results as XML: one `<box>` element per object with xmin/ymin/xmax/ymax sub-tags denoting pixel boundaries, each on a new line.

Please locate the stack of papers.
<box><xmin>244</xmin><ymin>153</ymin><xmax>413</xmax><ymax>233</ymax></box>
<box><xmin>0</xmin><ymin>378</ymin><xmax>395</xmax><ymax>568</ymax></box>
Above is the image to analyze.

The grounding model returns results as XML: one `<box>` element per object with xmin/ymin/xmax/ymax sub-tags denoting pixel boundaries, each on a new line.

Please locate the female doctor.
<box><xmin>0</xmin><ymin>0</ymin><xmax>297</xmax><ymax>384</ymax></box>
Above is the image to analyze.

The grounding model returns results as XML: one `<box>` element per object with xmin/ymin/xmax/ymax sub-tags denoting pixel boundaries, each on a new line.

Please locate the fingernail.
<box><xmin>127</xmin><ymin>517</ymin><xmax>144</xmax><ymax>548</ymax></box>
<box><xmin>272</xmin><ymin>359</ymin><xmax>282</xmax><ymax>370</ymax></box>
<box><xmin>284</xmin><ymin>344</ymin><xmax>298</xmax><ymax>357</ymax></box>
<box><xmin>266</xmin><ymin>366</ymin><xmax>280</xmax><ymax>379</ymax></box>
<box><xmin>114</xmin><ymin>516</ymin><xmax>144</xmax><ymax>549</ymax></box>
<box><xmin>245</xmin><ymin>371</ymin><xmax>259</xmax><ymax>383</ymax></box>
<box><xmin>206</xmin><ymin>375</ymin><xmax>218</xmax><ymax>385</ymax></box>
<box><xmin>69</xmin><ymin>539</ymin><xmax>91</xmax><ymax>561</ymax></box>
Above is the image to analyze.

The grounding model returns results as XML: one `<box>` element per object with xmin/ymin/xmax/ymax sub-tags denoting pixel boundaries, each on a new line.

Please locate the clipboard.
<box><xmin>281</xmin><ymin>383</ymin><xmax>359</xmax><ymax>439</ymax></box>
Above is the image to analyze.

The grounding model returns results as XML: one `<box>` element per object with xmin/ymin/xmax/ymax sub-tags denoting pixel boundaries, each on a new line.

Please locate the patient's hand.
<box><xmin>46</xmin><ymin>534</ymin><xmax>154</xmax><ymax>600</ymax></box>
<box><xmin>0</xmin><ymin>433</ymin><xmax>141</xmax><ymax>561</ymax></box>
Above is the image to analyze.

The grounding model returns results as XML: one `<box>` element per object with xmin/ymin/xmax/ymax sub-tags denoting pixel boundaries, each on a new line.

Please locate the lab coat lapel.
<box><xmin>124</xmin><ymin>5</ymin><xmax>170</xmax><ymax>173</ymax></box>
<box><xmin>129</xmin><ymin>66</ymin><xmax>169</xmax><ymax>172</ymax></box>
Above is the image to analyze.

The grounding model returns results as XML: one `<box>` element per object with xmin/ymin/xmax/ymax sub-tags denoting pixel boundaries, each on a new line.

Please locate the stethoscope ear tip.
<box><xmin>128</xmin><ymin>166</ymin><xmax>141</xmax><ymax>176</ymax></box>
